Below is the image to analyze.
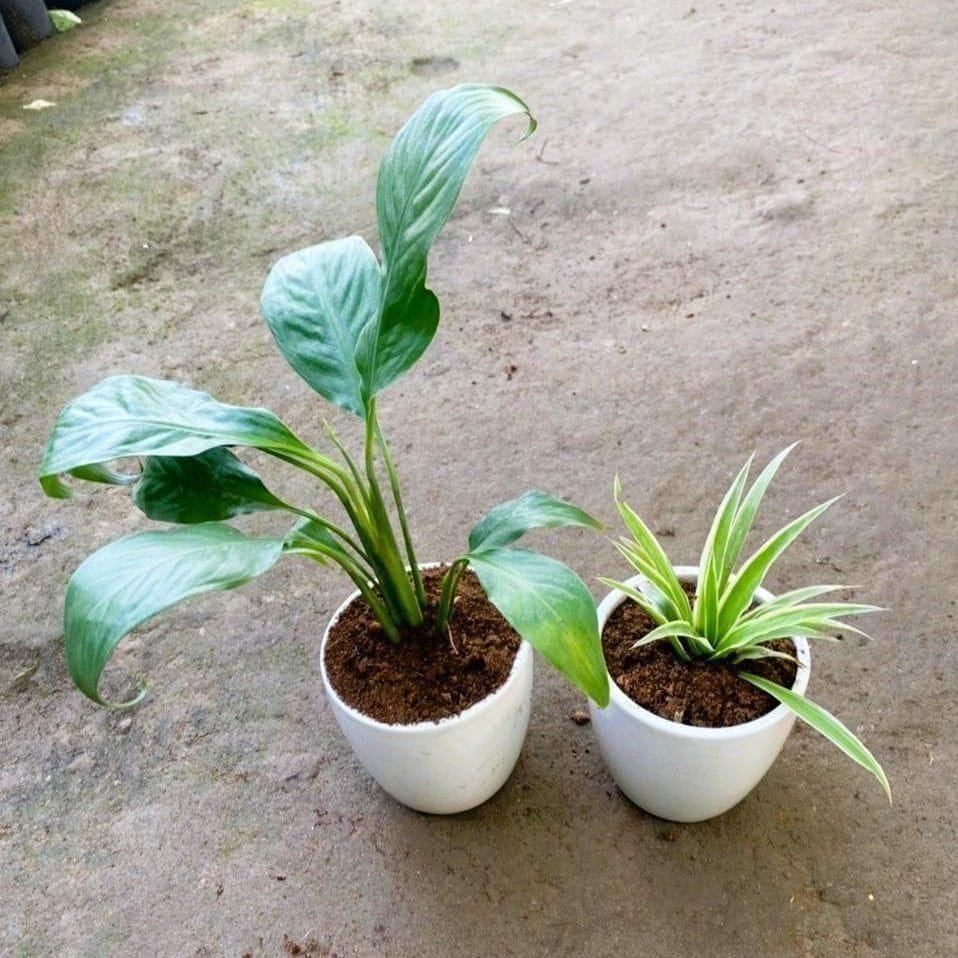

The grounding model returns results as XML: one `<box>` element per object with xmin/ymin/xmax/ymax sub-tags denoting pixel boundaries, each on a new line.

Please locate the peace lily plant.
<box><xmin>591</xmin><ymin>445</ymin><xmax>889</xmax><ymax>819</ymax></box>
<box><xmin>38</xmin><ymin>85</ymin><xmax>609</xmax><ymax>720</ymax></box>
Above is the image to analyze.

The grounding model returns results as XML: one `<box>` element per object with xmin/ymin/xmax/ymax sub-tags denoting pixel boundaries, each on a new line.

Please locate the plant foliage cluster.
<box><xmin>38</xmin><ymin>85</ymin><xmax>887</xmax><ymax>801</ymax></box>
<box><xmin>40</xmin><ymin>85</ymin><xmax>609</xmax><ymax>709</ymax></box>
<box><xmin>602</xmin><ymin>446</ymin><xmax>889</xmax><ymax>798</ymax></box>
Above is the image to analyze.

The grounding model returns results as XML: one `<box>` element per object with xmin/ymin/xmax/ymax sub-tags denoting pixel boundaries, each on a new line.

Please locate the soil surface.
<box><xmin>325</xmin><ymin>567</ymin><xmax>520</xmax><ymax>724</ymax></box>
<box><xmin>1</xmin><ymin>1</ymin><xmax>956</xmax><ymax>957</ymax></box>
<box><xmin>601</xmin><ymin>593</ymin><xmax>798</xmax><ymax>727</ymax></box>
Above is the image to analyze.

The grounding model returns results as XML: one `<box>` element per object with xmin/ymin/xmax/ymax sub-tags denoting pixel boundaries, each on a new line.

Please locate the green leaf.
<box><xmin>613</xmin><ymin>478</ymin><xmax>691</xmax><ymax>621</ymax></box>
<box><xmin>612</xmin><ymin>540</ymin><xmax>688</xmax><ymax>623</ymax></box>
<box><xmin>367</xmin><ymin>84</ymin><xmax>535</xmax><ymax>397</ymax></box>
<box><xmin>741</xmin><ymin>673</ymin><xmax>891</xmax><ymax>802</ymax></box>
<box><xmin>283</xmin><ymin>516</ymin><xmax>343</xmax><ymax>554</ymax></box>
<box><xmin>597</xmin><ymin>577</ymin><xmax>670</xmax><ymax>625</ymax></box>
<box><xmin>49</xmin><ymin>10</ymin><xmax>81</xmax><ymax>32</ymax></box>
<box><xmin>468</xmin><ymin>490</ymin><xmax>602</xmax><ymax>552</ymax></box>
<box><xmin>717</xmin><ymin>602</ymin><xmax>881</xmax><ymax>653</ymax></box>
<box><xmin>467</xmin><ymin>547</ymin><xmax>609</xmax><ymax>706</ymax></box>
<box><xmin>731</xmin><ymin>646</ymin><xmax>798</xmax><ymax>665</ymax></box>
<box><xmin>64</xmin><ymin>524</ymin><xmax>284</xmax><ymax>707</ymax></box>
<box><xmin>632</xmin><ymin>621</ymin><xmax>700</xmax><ymax>648</ymax></box>
<box><xmin>716</xmin><ymin>622</ymin><xmax>835</xmax><ymax>654</ymax></box>
<box><xmin>723</xmin><ymin>443</ymin><xmax>798</xmax><ymax>575</ymax></box>
<box><xmin>69</xmin><ymin>462</ymin><xmax>138</xmax><ymax>487</ymax></box>
<box><xmin>694</xmin><ymin>456</ymin><xmax>752</xmax><ymax>634</ymax></box>
<box><xmin>260</xmin><ymin>236</ymin><xmax>383</xmax><ymax>416</ymax></box>
<box><xmin>39</xmin><ymin>375</ymin><xmax>320</xmax><ymax>497</ymax></box>
<box><xmin>133</xmin><ymin>448</ymin><xmax>292</xmax><ymax>523</ymax></box>
<box><xmin>739</xmin><ymin>584</ymin><xmax>847</xmax><ymax>621</ymax></box>
<box><xmin>283</xmin><ymin>516</ymin><xmax>363</xmax><ymax>570</ymax></box>
<box><xmin>717</xmin><ymin>496</ymin><xmax>841</xmax><ymax>635</ymax></box>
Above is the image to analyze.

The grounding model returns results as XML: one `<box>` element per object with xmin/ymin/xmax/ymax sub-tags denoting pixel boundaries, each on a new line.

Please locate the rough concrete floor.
<box><xmin>1</xmin><ymin>0</ymin><xmax>955</xmax><ymax>955</ymax></box>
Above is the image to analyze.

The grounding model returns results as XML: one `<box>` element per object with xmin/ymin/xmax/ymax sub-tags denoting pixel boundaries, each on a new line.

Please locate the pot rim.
<box><xmin>320</xmin><ymin>561</ymin><xmax>532</xmax><ymax>734</ymax></box>
<box><xmin>597</xmin><ymin>564</ymin><xmax>811</xmax><ymax>739</ymax></box>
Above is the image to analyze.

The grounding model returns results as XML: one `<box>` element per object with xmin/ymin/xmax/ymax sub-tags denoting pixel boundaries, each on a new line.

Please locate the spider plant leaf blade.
<box><xmin>695</xmin><ymin>456</ymin><xmax>752</xmax><ymax>633</ymax></box>
<box><xmin>613</xmin><ymin>492</ymin><xmax>690</xmax><ymax>620</ymax></box>
<box><xmin>717</xmin><ymin>496</ymin><xmax>842</xmax><ymax>635</ymax></box>
<box><xmin>741</xmin><ymin>673</ymin><xmax>890</xmax><ymax>801</ymax></box>
<box><xmin>740</xmin><ymin>584</ymin><xmax>848</xmax><ymax>621</ymax></box>
<box><xmin>723</xmin><ymin>443</ymin><xmax>799</xmax><ymax>574</ymax></box>
<box><xmin>597</xmin><ymin>578</ymin><xmax>670</xmax><ymax>625</ymax></box>
<box><xmin>731</xmin><ymin>646</ymin><xmax>799</xmax><ymax>665</ymax></box>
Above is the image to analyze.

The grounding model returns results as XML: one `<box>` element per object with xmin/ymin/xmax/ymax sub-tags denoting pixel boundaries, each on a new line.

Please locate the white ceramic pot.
<box><xmin>589</xmin><ymin>566</ymin><xmax>811</xmax><ymax>823</ymax></box>
<box><xmin>319</xmin><ymin>566</ymin><xmax>534</xmax><ymax>814</ymax></box>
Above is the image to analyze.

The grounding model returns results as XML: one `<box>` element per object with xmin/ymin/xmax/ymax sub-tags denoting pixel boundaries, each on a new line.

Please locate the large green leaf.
<box><xmin>468</xmin><ymin>490</ymin><xmax>602</xmax><ymax>552</ymax></box>
<box><xmin>39</xmin><ymin>375</ymin><xmax>319</xmax><ymax>497</ymax></box>
<box><xmin>741</xmin><ymin>672</ymin><xmax>890</xmax><ymax>801</ymax></box>
<box><xmin>64</xmin><ymin>524</ymin><xmax>285</xmax><ymax>706</ymax></box>
<box><xmin>133</xmin><ymin>448</ymin><xmax>292</xmax><ymax>524</ymax></box>
<box><xmin>366</xmin><ymin>84</ymin><xmax>536</xmax><ymax>398</ymax></box>
<box><xmin>260</xmin><ymin>236</ymin><xmax>383</xmax><ymax>416</ymax></box>
<box><xmin>467</xmin><ymin>547</ymin><xmax>609</xmax><ymax>706</ymax></box>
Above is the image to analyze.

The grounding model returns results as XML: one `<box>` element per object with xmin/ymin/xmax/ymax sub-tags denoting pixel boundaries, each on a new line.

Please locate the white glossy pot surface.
<box><xmin>320</xmin><ymin>567</ymin><xmax>533</xmax><ymax>814</ymax></box>
<box><xmin>589</xmin><ymin>566</ymin><xmax>810</xmax><ymax>822</ymax></box>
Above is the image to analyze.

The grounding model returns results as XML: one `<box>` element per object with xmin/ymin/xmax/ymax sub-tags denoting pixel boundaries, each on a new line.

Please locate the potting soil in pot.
<box><xmin>324</xmin><ymin>567</ymin><xmax>521</xmax><ymax>725</ymax></box>
<box><xmin>602</xmin><ymin>585</ymin><xmax>799</xmax><ymax>728</ymax></box>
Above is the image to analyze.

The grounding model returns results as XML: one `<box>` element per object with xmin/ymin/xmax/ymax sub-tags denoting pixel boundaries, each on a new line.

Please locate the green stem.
<box><xmin>364</xmin><ymin>400</ymin><xmax>422</xmax><ymax>626</ymax></box>
<box><xmin>323</xmin><ymin>421</ymin><xmax>374</xmax><ymax>514</ymax></box>
<box><xmin>375</xmin><ymin>421</ymin><xmax>426</xmax><ymax>606</ymax></box>
<box><xmin>289</xmin><ymin>547</ymin><xmax>400</xmax><ymax>643</ymax></box>
<box><xmin>288</xmin><ymin>507</ymin><xmax>371</xmax><ymax>566</ymax></box>
<box><xmin>282</xmin><ymin>448</ymin><xmax>408</xmax><ymax>624</ymax></box>
<box><xmin>436</xmin><ymin>558</ymin><xmax>469</xmax><ymax>631</ymax></box>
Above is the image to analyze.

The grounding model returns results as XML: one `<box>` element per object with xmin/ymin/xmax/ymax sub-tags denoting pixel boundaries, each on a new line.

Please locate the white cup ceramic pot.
<box><xmin>319</xmin><ymin>567</ymin><xmax>534</xmax><ymax>815</ymax></box>
<box><xmin>589</xmin><ymin>566</ymin><xmax>811</xmax><ymax>823</ymax></box>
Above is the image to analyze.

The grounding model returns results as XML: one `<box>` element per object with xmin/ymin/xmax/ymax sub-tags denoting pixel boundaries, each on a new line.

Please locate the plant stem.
<box><xmin>363</xmin><ymin>400</ymin><xmax>423</xmax><ymax>626</ymax></box>
<box><xmin>289</xmin><ymin>508</ymin><xmax>371</xmax><ymax>566</ymax></box>
<box><xmin>282</xmin><ymin>446</ymin><xmax>408</xmax><ymax>625</ymax></box>
<box><xmin>323</xmin><ymin>421</ymin><xmax>374</xmax><ymax>514</ymax></box>
<box><xmin>436</xmin><ymin>558</ymin><xmax>469</xmax><ymax>631</ymax></box>
<box><xmin>289</xmin><ymin>546</ymin><xmax>400</xmax><ymax>643</ymax></box>
<box><xmin>375</xmin><ymin>421</ymin><xmax>426</xmax><ymax>606</ymax></box>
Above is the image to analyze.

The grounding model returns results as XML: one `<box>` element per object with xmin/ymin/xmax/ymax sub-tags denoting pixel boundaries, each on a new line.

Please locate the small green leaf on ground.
<box><xmin>49</xmin><ymin>10</ymin><xmax>82</xmax><ymax>32</ymax></box>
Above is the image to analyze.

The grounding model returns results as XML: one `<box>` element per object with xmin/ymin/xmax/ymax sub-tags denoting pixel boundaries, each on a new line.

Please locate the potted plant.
<box><xmin>38</xmin><ymin>84</ymin><xmax>610</xmax><ymax>814</ymax></box>
<box><xmin>589</xmin><ymin>445</ymin><xmax>889</xmax><ymax>822</ymax></box>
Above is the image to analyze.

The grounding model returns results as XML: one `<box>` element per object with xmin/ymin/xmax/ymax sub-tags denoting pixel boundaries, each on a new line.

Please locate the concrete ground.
<box><xmin>1</xmin><ymin>0</ymin><xmax>955</xmax><ymax>955</ymax></box>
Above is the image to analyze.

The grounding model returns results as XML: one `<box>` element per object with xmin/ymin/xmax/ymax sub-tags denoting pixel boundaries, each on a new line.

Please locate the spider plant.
<box><xmin>600</xmin><ymin>444</ymin><xmax>890</xmax><ymax>799</ymax></box>
<box><xmin>38</xmin><ymin>84</ymin><xmax>609</xmax><ymax>710</ymax></box>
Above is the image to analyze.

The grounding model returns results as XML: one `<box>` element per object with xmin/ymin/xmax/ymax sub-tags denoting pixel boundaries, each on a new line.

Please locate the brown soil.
<box><xmin>601</xmin><ymin>587</ymin><xmax>798</xmax><ymax>728</ymax></box>
<box><xmin>323</xmin><ymin>566</ymin><xmax>521</xmax><ymax>725</ymax></box>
